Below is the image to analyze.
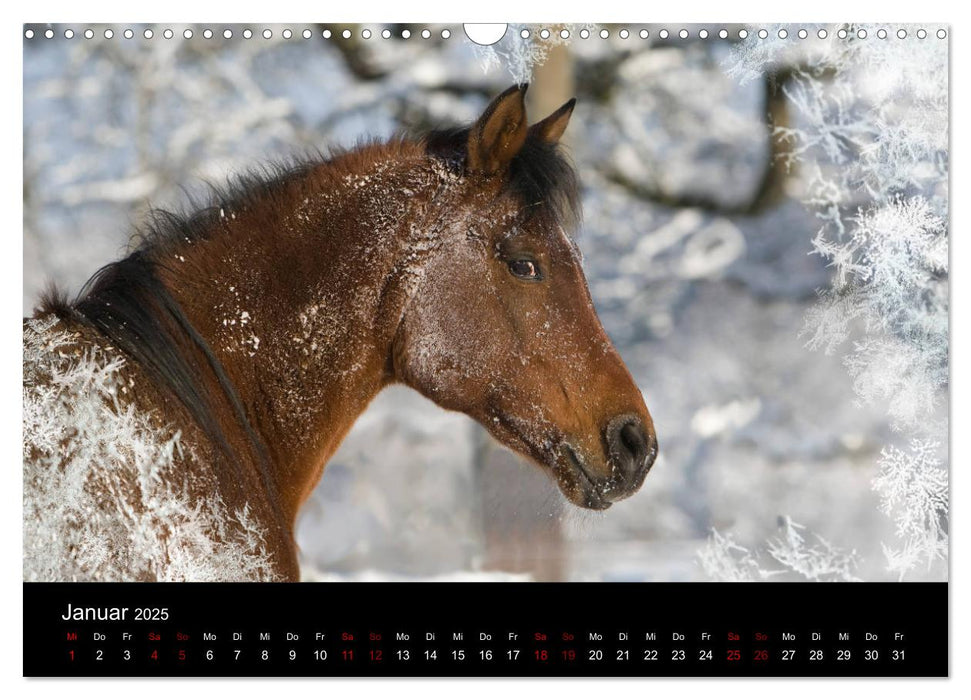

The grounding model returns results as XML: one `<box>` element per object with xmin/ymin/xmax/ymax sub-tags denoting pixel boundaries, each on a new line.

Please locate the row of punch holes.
<box><xmin>24</xmin><ymin>26</ymin><xmax>948</xmax><ymax>42</ymax></box>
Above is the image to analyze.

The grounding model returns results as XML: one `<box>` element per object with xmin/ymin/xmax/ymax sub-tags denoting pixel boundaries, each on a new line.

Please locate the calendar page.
<box><xmin>22</xmin><ymin>22</ymin><xmax>949</xmax><ymax>677</ymax></box>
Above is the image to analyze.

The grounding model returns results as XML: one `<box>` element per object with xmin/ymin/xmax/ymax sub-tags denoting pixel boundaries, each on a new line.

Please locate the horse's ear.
<box><xmin>467</xmin><ymin>84</ymin><xmax>529</xmax><ymax>175</ymax></box>
<box><xmin>529</xmin><ymin>98</ymin><xmax>577</xmax><ymax>145</ymax></box>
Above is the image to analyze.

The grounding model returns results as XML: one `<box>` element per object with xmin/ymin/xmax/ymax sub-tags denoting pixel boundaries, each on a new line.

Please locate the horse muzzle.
<box><xmin>558</xmin><ymin>414</ymin><xmax>657</xmax><ymax>510</ymax></box>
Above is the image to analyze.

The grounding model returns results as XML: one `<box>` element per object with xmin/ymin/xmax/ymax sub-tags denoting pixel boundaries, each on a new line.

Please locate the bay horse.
<box><xmin>23</xmin><ymin>85</ymin><xmax>657</xmax><ymax>582</ymax></box>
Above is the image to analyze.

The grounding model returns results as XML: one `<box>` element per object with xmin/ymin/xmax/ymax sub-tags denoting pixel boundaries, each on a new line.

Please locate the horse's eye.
<box><xmin>508</xmin><ymin>259</ymin><xmax>541</xmax><ymax>280</ymax></box>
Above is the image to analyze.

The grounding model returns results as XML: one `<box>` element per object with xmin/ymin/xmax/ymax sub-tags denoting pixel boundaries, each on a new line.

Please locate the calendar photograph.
<box><xmin>23</xmin><ymin>23</ymin><xmax>948</xmax><ymax>595</ymax></box>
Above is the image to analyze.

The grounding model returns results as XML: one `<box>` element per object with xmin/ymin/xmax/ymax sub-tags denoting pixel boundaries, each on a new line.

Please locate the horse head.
<box><xmin>393</xmin><ymin>84</ymin><xmax>657</xmax><ymax>509</ymax></box>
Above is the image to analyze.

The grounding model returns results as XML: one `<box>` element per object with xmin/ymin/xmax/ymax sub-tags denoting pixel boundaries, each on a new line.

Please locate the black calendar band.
<box><xmin>23</xmin><ymin>582</ymin><xmax>947</xmax><ymax>677</ymax></box>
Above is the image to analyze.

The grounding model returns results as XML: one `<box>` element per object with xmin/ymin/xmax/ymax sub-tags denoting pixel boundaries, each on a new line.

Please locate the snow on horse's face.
<box><xmin>395</xmin><ymin>85</ymin><xmax>657</xmax><ymax>509</ymax></box>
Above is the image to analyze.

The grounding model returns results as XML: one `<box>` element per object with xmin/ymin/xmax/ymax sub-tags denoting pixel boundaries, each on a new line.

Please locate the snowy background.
<box><xmin>22</xmin><ymin>23</ymin><xmax>949</xmax><ymax>582</ymax></box>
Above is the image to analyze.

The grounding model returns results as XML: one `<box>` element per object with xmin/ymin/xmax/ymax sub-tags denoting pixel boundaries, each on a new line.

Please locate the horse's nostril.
<box><xmin>605</xmin><ymin>415</ymin><xmax>655</xmax><ymax>481</ymax></box>
<box><xmin>620</xmin><ymin>422</ymin><xmax>647</xmax><ymax>458</ymax></box>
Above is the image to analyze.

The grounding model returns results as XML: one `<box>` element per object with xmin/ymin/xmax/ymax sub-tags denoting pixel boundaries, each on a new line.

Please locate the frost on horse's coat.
<box><xmin>23</xmin><ymin>316</ymin><xmax>279</xmax><ymax>581</ymax></box>
<box><xmin>23</xmin><ymin>85</ymin><xmax>657</xmax><ymax>581</ymax></box>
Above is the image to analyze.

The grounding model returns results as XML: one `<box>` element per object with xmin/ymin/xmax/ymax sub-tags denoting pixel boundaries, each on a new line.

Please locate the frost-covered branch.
<box><xmin>700</xmin><ymin>518</ymin><xmax>860</xmax><ymax>582</ymax></box>
<box><xmin>873</xmin><ymin>440</ymin><xmax>948</xmax><ymax>580</ymax></box>
<box><xmin>725</xmin><ymin>25</ymin><xmax>949</xmax><ymax>579</ymax></box>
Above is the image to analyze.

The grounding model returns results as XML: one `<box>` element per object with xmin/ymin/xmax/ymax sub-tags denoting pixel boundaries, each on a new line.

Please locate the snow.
<box><xmin>23</xmin><ymin>316</ymin><xmax>280</xmax><ymax>581</ymax></box>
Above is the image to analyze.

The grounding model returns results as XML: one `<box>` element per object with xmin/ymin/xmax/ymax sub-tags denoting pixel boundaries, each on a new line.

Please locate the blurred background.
<box><xmin>23</xmin><ymin>24</ymin><xmax>948</xmax><ymax>582</ymax></box>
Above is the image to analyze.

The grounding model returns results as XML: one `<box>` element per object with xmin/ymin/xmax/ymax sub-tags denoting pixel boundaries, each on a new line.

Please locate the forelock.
<box><xmin>424</xmin><ymin>127</ymin><xmax>582</xmax><ymax>236</ymax></box>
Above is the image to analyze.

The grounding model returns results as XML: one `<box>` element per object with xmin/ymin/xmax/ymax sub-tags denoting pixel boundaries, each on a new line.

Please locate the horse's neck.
<box><xmin>160</xmin><ymin>152</ymin><xmax>448</xmax><ymax>522</ymax></box>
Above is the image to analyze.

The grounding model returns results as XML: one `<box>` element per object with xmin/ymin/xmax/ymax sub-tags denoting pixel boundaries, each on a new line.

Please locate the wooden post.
<box><xmin>474</xmin><ymin>428</ymin><xmax>567</xmax><ymax>581</ymax></box>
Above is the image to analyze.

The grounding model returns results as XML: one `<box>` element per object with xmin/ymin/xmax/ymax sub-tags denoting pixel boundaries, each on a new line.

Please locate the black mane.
<box><xmin>72</xmin><ymin>251</ymin><xmax>254</xmax><ymax>465</ymax></box>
